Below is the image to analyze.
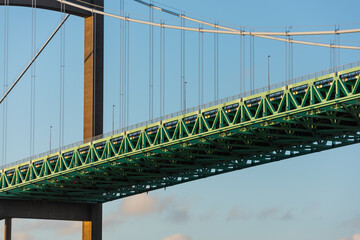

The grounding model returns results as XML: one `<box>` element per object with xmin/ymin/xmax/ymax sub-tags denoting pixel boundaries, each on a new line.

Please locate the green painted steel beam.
<box><xmin>1</xmin><ymin>66</ymin><xmax>360</xmax><ymax>203</ymax></box>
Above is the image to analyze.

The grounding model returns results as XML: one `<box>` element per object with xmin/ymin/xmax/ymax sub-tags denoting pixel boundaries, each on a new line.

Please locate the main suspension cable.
<box><xmin>57</xmin><ymin>0</ymin><xmax>360</xmax><ymax>50</ymax></box>
<box><xmin>77</xmin><ymin>0</ymin><xmax>360</xmax><ymax>31</ymax></box>
<box><xmin>135</xmin><ymin>0</ymin><xmax>360</xmax><ymax>50</ymax></box>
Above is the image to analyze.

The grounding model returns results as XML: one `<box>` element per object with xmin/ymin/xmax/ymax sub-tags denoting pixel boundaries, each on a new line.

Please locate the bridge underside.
<box><xmin>1</xmin><ymin>67</ymin><xmax>360</xmax><ymax>204</ymax></box>
<box><xmin>2</xmin><ymin>105</ymin><xmax>360</xmax><ymax>203</ymax></box>
<box><xmin>1</xmin><ymin>101</ymin><xmax>360</xmax><ymax>203</ymax></box>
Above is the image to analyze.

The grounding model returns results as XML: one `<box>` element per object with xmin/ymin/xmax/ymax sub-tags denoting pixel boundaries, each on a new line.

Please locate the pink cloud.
<box><xmin>103</xmin><ymin>193</ymin><xmax>191</xmax><ymax>229</ymax></box>
<box><xmin>226</xmin><ymin>206</ymin><xmax>252</xmax><ymax>221</ymax></box>
<box><xmin>163</xmin><ymin>233</ymin><xmax>192</xmax><ymax>240</ymax></box>
<box><xmin>58</xmin><ymin>222</ymin><xmax>81</xmax><ymax>235</ymax></box>
<box><xmin>354</xmin><ymin>233</ymin><xmax>360</xmax><ymax>240</ymax></box>
<box><xmin>119</xmin><ymin>193</ymin><xmax>189</xmax><ymax>220</ymax></box>
<box><xmin>14</xmin><ymin>219</ymin><xmax>81</xmax><ymax>236</ymax></box>
<box><xmin>14</xmin><ymin>232</ymin><xmax>34</xmax><ymax>240</ymax></box>
<box><xmin>103</xmin><ymin>206</ymin><xmax>127</xmax><ymax>229</ymax></box>
<box><xmin>104</xmin><ymin>193</ymin><xmax>168</xmax><ymax>229</ymax></box>
<box><xmin>339</xmin><ymin>233</ymin><xmax>360</xmax><ymax>240</ymax></box>
<box><xmin>121</xmin><ymin>193</ymin><xmax>158</xmax><ymax>215</ymax></box>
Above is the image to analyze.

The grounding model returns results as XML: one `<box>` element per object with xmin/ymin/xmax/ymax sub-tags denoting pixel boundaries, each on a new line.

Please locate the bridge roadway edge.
<box><xmin>0</xmin><ymin>1</ymin><xmax>104</xmax><ymax>239</ymax></box>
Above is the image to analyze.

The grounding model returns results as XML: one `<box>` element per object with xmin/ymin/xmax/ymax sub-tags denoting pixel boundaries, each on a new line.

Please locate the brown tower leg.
<box><xmin>83</xmin><ymin>1</ymin><xmax>104</xmax><ymax>240</ymax></box>
<box><xmin>83</xmin><ymin>2</ymin><xmax>104</xmax><ymax>140</ymax></box>
<box><xmin>4</xmin><ymin>218</ymin><xmax>11</xmax><ymax>240</ymax></box>
<box><xmin>82</xmin><ymin>204</ymin><xmax>103</xmax><ymax>240</ymax></box>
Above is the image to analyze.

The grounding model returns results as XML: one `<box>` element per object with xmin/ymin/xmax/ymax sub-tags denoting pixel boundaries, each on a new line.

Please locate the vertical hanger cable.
<box><xmin>2</xmin><ymin>0</ymin><xmax>9</xmax><ymax>165</ymax></box>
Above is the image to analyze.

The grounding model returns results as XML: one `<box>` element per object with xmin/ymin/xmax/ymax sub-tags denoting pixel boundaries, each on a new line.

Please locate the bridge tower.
<box><xmin>0</xmin><ymin>0</ymin><xmax>104</xmax><ymax>239</ymax></box>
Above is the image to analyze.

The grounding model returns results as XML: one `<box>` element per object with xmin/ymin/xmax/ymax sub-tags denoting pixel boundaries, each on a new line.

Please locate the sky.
<box><xmin>0</xmin><ymin>0</ymin><xmax>360</xmax><ymax>239</ymax></box>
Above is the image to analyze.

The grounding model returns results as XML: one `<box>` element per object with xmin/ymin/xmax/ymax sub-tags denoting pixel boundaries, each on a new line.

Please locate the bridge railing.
<box><xmin>1</xmin><ymin>60</ymin><xmax>360</xmax><ymax>170</ymax></box>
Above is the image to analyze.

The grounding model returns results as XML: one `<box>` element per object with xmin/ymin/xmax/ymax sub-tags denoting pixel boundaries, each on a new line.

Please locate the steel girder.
<box><xmin>1</xmin><ymin>66</ymin><xmax>360</xmax><ymax>203</ymax></box>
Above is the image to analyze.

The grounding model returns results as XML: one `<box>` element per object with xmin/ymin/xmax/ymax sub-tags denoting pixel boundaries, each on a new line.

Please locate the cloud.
<box><xmin>226</xmin><ymin>206</ymin><xmax>252</xmax><ymax>221</ymax></box>
<box><xmin>14</xmin><ymin>233</ymin><xmax>34</xmax><ymax>240</ymax></box>
<box><xmin>302</xmin><ymin>202</ymin><xmax>319</xmax><ymax>216</ymax></box>
<box><xmin>199</xmin><ymin>210</ymin><xmax>216</xmax><ymax>221</ymax></box>
<box><xmin>15</xmin><ymin>220</ymin><xmax>81</xmax><ymax>236</ymax></box>
<box><xmin>354</xmin><ymin>233</ymin><xmax>360</xmax><ymax>240</ymax></box>
<box><xmin>339</xmin><ymin>233</ymin><xmax>360</xmax><ymax>240</ymax></box>
<box><xmin>163</xmin><ymin>233</ymin><xmax>192</xmax><ymax>240</ymax></box>
<box><xmin>104</xmin><ymin>193</ymin><xmax>162</xmax><ymax>228</ymax></box>
<box><xmin>58</xmin><ymin>222</ymin><xmax>81</xmax><ymax>235</ymax></box>
<box><xmin>16</xmin><ymin>220</ymin><xmax>45</xmax><ymax>232</ymax></box>
<box><xmin>103</xmin><ymin>209</ymin><xmax>126</xmax><ymax>229</ymax></box>
<box><xmin>342</xmin><ymin>215</ymin><xmax>360</xmax><ymax>229</ymax></box>
<box><xmin>166</xmin><ymin>205</ymin><xmax>190</xmax><ymax>223</ymax></box>
<box><xmin>119</xmin><ymin>194</ymin><xmax>190</xmax><ymax>222</ymax></box>
<box><xmin>104</xmin><ymin>193</ymin><xmax>191</xmax><ymax>228</ymax></box>
<box><xmin>226</xmin><ymin>206</ymin><xmax>294</xmax><ymax>222</ymax></box>
<box><xmin>280</xmin><ymin>210</ymin><xmax>293</xmax><ymax>220</ymax></box>
<box><xmin>121</xmin><ymin>193</ymin><xmax>158</xmax><ymax>216</ymax></box>
<box><xmin>258</xmin><ymin>207</ymin><xmax>279</xmax><ymax>219</ymax></box>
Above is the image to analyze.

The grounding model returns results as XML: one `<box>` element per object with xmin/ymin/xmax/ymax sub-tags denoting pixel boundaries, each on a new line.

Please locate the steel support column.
<box><xmin>4</xmin><ymin>218</ymin><xmax>11</xmax><ymax>240</ymax></box>
<box><xmin>83</xmin><ymin>2</ymin><xmax>104</xmax><ymax>239</ymax></box>
<box><xmin>83</xmin><ymin>0</ymin><xmax>104</xmax><ymax>140</ymax></box>
<box><xmin>82</xmin><ymin>204</ymin><xmax>102</xmax><ymax>240</ymax></box>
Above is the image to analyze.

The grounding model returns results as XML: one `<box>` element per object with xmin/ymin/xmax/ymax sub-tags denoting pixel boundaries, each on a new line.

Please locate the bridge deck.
<box><xmin>1</xmin><ymin>66</ymin><xmax>360</xmax><ymax>203</ymax></box>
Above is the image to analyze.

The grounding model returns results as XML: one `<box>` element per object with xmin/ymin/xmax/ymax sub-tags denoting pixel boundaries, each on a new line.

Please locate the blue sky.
<box><xmin>0</xmin><ymin>0</ymin><xmax>360</xmax><ymax>239</ymax></box>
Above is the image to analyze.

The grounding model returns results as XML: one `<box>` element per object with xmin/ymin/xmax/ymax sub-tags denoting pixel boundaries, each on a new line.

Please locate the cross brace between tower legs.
<box><xmin>0</xmin><ymin>200</ymin><xmax>102</xmax><ymax>240</ymax></box>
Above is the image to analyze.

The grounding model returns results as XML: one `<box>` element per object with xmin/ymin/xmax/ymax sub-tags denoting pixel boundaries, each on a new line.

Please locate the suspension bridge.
<box><xmin>0</xmin><ymin>0</ymin><xmax>360</xmax><ymax>239</ymax></box>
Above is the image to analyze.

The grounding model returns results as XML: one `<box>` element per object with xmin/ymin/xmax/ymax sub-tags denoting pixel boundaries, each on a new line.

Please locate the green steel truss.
<box><xmin>1</xmin><ymin>67</ymin><xmax>360</xmax><ymax>203</ymax></box>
